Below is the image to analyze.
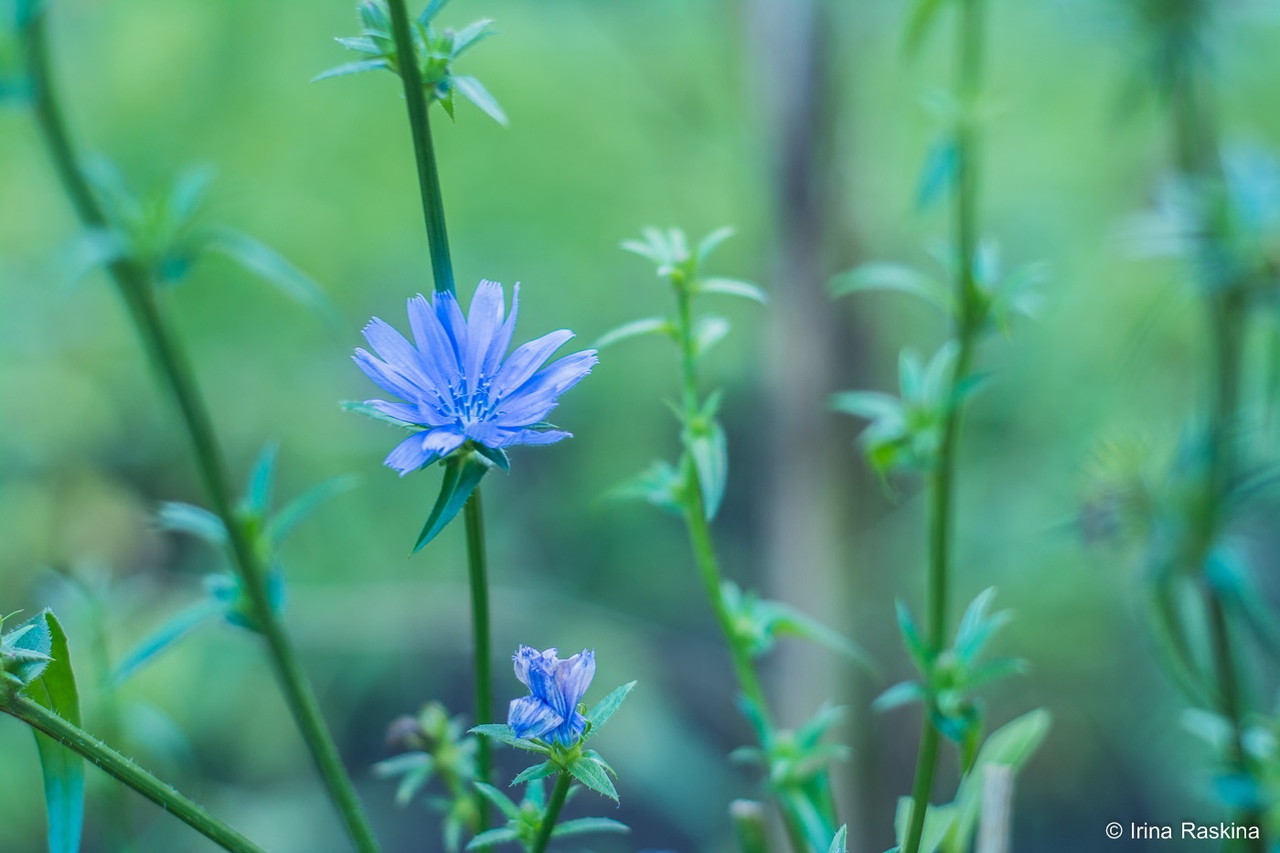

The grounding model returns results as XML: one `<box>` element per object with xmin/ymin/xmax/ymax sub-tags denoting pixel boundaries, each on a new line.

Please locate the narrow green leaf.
<box><xmin>699</xmin><ymin>276</ymin><xmax>769</xmax><ymax>305</ymax></box>
<box><xmin>465</xmin><ymin>827</ymin><xmax>520</xmax><ymax>850</ymax></box>
<box><xmin>245</xmin><ymin>442</ymin><xmax>279</xmax><ymax>516</ymax></box>
<box><xmin>916</xmin><ymin>135</ymin><xmax>958</xmax><ymax>210</ymax></box>
<box><xmin>312</xmin><ymin>58</ymin><xmax>391</xmax><ymax>82</ymax></box>
<box><xmin>695</xmin><ymin>226</ymin><xmax>736</xmax><ymax>263</ymax></box>
<box><xmin>5</xmin><ymin>611</ymin><xmax>54</xmax><ymax>685</ymax></box>
<box><xmin>342</xmin><ymin>400</ymin><xmax>425</xmax><ymax>431</ymax></box>
<box><xmin>904</xmin><ymin>0</ymin><xmax>951</xmax><ymax>56</ymax></box>
<box><xmin>510</xmin><ymin>761</ymin><xmax>557</xmax><ymax>785</ymax></box>
<box><xmin>474</xmin><ymin>782</ymin><xmax>521</xmax><ymax>820</ymax></box>
<box><xmin>692</xmin><ymin>315</ymin><xmax>730</xmax><ymax>360</ymax></box>
<box><xmin>268</xmin><ymin>474</ymin><xmax>359</xmax><ymax>545</ymax></box>
<box><xmin>552</xmin><ymin>817</ymin><xmax>630</xmax><ymax>838</ymax></box>
<box><xmin>830</xmin><ymin>263</ymin><xmax>951</xmax><ymax>313</ymax></box>
<box><xmin>156</xmin><ymin>502</ymin><xmax>227</xmax><ymax>546</ymax></box>
<box><xmin>607</xmin><ymin>460</ymin><xmax>685</xmax><ymax>514</ymax></box>
<box><xmin>450</xmin><ymin>19</ymin><xmax>496</xmax><ymax>57</ymax></box>
<box><xmin>827</xmin><ymin>825</ymin><xmax>848</xmax><ymax>853</ymax></box>
<box><xmin>894</xmin><ymin>798</ymin><xmax>954</xmax><ymax>853</ymax></box>
<box><xmin>470</xmin><ymin>723</ymin><xmax>551</xmax><ymax>753</ymax></box>
<box><xmin>765</xmin><ymin>604</ymin><xmax>878</xmax><ymax>675</ymax></box>
<box><xmin>584</xmin><ymin>681</ymin><xmax>636</xmax><ymax>737</ymax></box>
<box><xmin>592</xmin><ymin>317</ymin><xmax>674</xmax><ymax>350</ymax></box>
<box><xmin>689</xmin><ymin>419</ymin><xmax>728</xmax><ymax>520</ymax></box>
<box><xmin>831</xmin><ymin>391</ymin><xmax>903</xmax><ymax>423</ymax></box>
<box><xmin>873</xmin><ymin>680</ymin><xmax>927</xmax><ymax>712</ymax></box>
<box><xmin>26</xmin><ymin>612</ymin><xmax>84</xmax><ymax>853</ymax></box>
<box><xmin>112</xmin><ymin>599</ymin><xmax>224</xmax><ymax>685</ymax></box>
<box><xmin>471</xmin><ymin>442</ymin><xmax>510</xmax><ymax>472</ymax></box>
<box><xmin>896</xmin><ymin>600</ymin><xmax>930</xmax><ymax>673</ymax></box>
<box><xmin>202</xmin><ymin>227</ymin><xmax>339</xmax><ymax>324</ymax></box>
<box><xmin>414</xmin><ymin>453</ymin><xmax>489</xmax><ymax>552</ymax></box>
<box><xmin>451</xmin><ymin>74</ymin><xmax>508</xmax><ymax>126</ymax></box>
<box><xmin>567</xmin><ymin>756</ymin><xmax>618</xmax><ymax>802</ymax></box>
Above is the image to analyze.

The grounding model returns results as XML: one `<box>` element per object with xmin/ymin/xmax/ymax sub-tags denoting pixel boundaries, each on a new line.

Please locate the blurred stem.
<box><xmin>903</xmin><ymin>1</ymin><xmax>985</xmax><ymax>852</ymax></box>
<box><xmin>0</xmin><ymin>695</ymin><xmax>265</xmax><ymax>853</ymax></box>
<box><xmin>21</xmin><ymin>11</ymin><xmax>380</xmax><ymax>853</ymax></box>
<box><xmin>463</xmin><ymin>488</ymin><xmax>493</xmax><ymax>831</ymax></box>
<box><xmin>530</xmin><ymin>772</ymin><xmax>573</xmax><ymax>853</ymax></box>
<box><xmin>1167</xmin><ymin>38</ymin><xmax>1266</xmax><ymax>853</ymax></box>
<box><xmin>386</xmin><ymin>0</ymin><xmax>455</xmax><ymax>295</ymax></box>
<box><xmin>671</xmin><ymin>281</ymin><xmax>817</xmax><ymax>853</ymax></box>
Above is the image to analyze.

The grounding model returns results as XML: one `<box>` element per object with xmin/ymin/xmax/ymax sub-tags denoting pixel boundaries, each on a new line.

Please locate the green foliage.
<box><xmin>72</xmin><ymin>160</ymin><xmax>334</xmax><ymax>316</ymax></box>
<box><xmin>465</xmin><ymin>780</ymin><xmax>627</xmax><ymax>850</ymax></box>
<box><xmin>414</xmin><ymin>448</ymin><xmax>493</xmax><ymax>551</ymax></box>
<box><xmin>734</xmin><ymin>700</ymin><xmax>850</xmax><ymax>807</ymax></box>
<box><xmin>374</xmin><ymin>702</ymin><xmax>479</xmax><ymax>851</ymax></box>
<box><xmin>721</xmin><ymin>580</ymin><xmax>876</xmax><ymax>673</ymax></box>
<box><xmin>320</xmin><ymin>0</ymin><xmax>506</xmax><ymax>125</ymax></box>
<box><xmin>877</xmin><ymin>590</ymin><xmax>1027</xmax><ymax>771</ymax></box>
<box><xmin>1</xmin><ymin>610</ymin><xmax>85</xmax><ymax>853</ymax></box>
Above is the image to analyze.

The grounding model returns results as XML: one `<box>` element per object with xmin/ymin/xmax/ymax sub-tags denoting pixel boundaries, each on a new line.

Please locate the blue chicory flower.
<box><xmin>354</xmin><ymin>281</ymin><xmax>598</xmax><ymax>475</ymax></box>
<box><xmin>507</xmin><ymin>646</ymin><xmax>595</xmax><ymax>746</ymax></box>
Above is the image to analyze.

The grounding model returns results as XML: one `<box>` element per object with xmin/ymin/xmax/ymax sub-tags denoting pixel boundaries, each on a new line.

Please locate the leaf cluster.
<box><xmin>319</xmin><ymin>0</ymin><xmax>506</xmax><ymax>125</ymax></box>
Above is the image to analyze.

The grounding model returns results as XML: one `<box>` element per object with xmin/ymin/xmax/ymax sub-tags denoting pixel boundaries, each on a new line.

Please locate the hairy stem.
<box><xmin>902</xmin><ymin>1</ymin><xmax>985</xmax><ymax>851</ymax></box>
<box><xmin>22</xmin><ymin>12</ymin><xmax>380</xmax><ymax>852</ymax></box>
<box><xmin>464</xmin><ymin>488</ymin><xmax>493</xmax><ymax>830</ymax></box>
<box><xmin>386</xmin><ymin>0</ymin><xmax>455</xmax><ymax>295</ymax></box>
<box><xmin>530</xmin><ymin>771</ymin><xmax>573</xmax><ymax>853</ymax></box>
<box><xmin>1</xmin><ymin>696</ymin><xmax>265</xmax><ymax>853</ymax></box>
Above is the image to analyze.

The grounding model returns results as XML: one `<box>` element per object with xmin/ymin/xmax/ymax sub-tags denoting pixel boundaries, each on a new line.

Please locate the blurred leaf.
<box><xmin>831</xmin><ymin>391</ymin><xmax>903</xmax><ymax>422</ymax></box>
<box><xmin>692</xmin><ymin>315</ymin><xmax>731</xmax><ymax>360</ymax></box>
<box><xmin>202</xmin><ymin>227</ymin><xmax>338</xmax><ymax>323</ymax></box>
<box><xmin>700</xmin><ymin>276</ymin><xmax>768</xmax><ymax>305</ymax></box>
<box><xmin>917</xmin><ymin>135</ymin><xmax>958</xmax><ymax>209</ymax></box>
<box><xmin>894</xmin><ymin>798</ymin><xmax>954</xmax><ymax>853</ymax></box>
<box><xmin>245</xmin><ymin>442</ymin><xmax>279</xmax><ymax>517</ymax></box>
<box><xmin>313</xmin><ymin>58</ymin><xmax>390</xmax><ymax>81</ymax></box>
<box><xmin>904</xmin><ymin>0</ymin><xmax>952</xmax><ymax>55</ymax></box>
<box><xmin>269</xmin><ymin>474</ymin><xmax>359</xmax><ymax>545</ymax></box>
<box><xmin>593</xmin><ymin>317</ymin><xmax>675</xmax><ymax>350</ymax></box>
<box><xmin>474</xmin><ymin>782</ymin><xmax>521</xmax><ymax>819</ymax></box>
<box><xmin>465</xmin><ymin>827</ymin><xmax>520</xmax><ymax>850</ymax></box>
<box><xmin>585</xmin><ymin>681</ymin><xmax>636</xmax><ymax>737</ymax></box>
<box><xmin>830</xmin><ymin>263</ymin><xmax>951</xmax><ymax>313</ymax></box>
<box><xmin>451</xmin><ymin>75</ymin><xmax>507</xmax><ymax>126</ymax></box>
<box><xmin>874</xmin><ymin>680</ymin><xmax>927</xmax><ymax>712</ymax></box>
<box><xmin>553</xmin><ymin>817</ymin><xmax>629</xmax><ymax>838</ymax></box>
<box><xmin>112</xmin><ymin>599</ymin><xmax>224</xmax><ymax>685</ymax></box>
<box><xmin>688</xmin><ymin>416</ymin><xmax>728</xmax><ymax>520</ymax></box>
<box><xmin>414</xmin><ymin>452</ymin><xmax>489</xmax><ymax>552</ymax></box>
<box><xmin>372</xmin><ymin>752</ymin><xmax>436</xmax><ymax>806</ymax></box>
<box><xmin>470</xmin><ymin>724</ymin><xmax>551</xmax><ymax>754</ymax></box>
<box><xmin>342</xmin><ymin>400</ymin><xmax>425</xmax><ymax>431</ymax></box>
<box><xmin>827</xmin><ymin>825</ymin><xmax>848</xmax><ymax>853</ymax></box>
<box><xmin>896</xmin><ymin>600</ymin><xmax>931</xmax><ymax>673</ymax></box>
<box><xmin>607</xmin><ymin>460</ymin><xmax>684</xmax><ymax>514</ymax></box>
<box><xmin>25</xmin><ymin>612</ymin><xmax>84</xmax><ymax>853</ymax></box>
<box><xmin>942</xmin><ymin>709</ymin><xmax>1051</xmax><ymax>853</ymax></box>
<box><xmin>695</xmin><ymin>226</ymin><xmax>736</xmax><ymax>264</ymax></box>
<box><xmin>156</xmin><ymin>502</ymin><xmax>228</xmax><ymax>547</ymax></box>
<box><xmin>450</xmin><ymin>19</ymin><xmax>496</xmax><ymax>57</ymax></box>
<box><xmin>764</xmin><ymin>604</ymin><xmax>877</xmax><ymax>675</ymax></box>
<box><xmin>567</xmin><ymin>756</ymin><xmax>618</xmax><ymax>801</ymax></box>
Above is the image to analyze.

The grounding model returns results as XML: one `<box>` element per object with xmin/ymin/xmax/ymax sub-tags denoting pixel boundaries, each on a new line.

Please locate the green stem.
<box><xmin>671</xmin><ymin>283</ymin><xmax>816</xmax><ymax>851</ymax></box>
<box><xmin>22</xmin><ymin>12</ymin><xmax>380</xmax><ymax>853</ymax></box>
<box><xmin>903</xmin><ymin>2</ymin><xmax>984</xmax><ymax>852</ymax></box>
<box><xmin>464</xmin><ymin>488</ymin><xmax>493</xmax><ymax>831</ymax></box>
<box><xmin>1</xmin><ymin>696</ymin><xmax>265</xmax><ymax>853</ymax></box>
<box><xmin>386</xmin><ymin>0</ymin><xmax>455</xmax><ymax>295</ymax></box>
<box><xmin>530</xmin><ymin>771</ymin><xmax>573</xmax><ymax>853</ymax></box>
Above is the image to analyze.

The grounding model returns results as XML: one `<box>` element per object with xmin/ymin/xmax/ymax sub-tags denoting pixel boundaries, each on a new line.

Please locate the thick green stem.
<box><xmin>530</xmin><ymin>771</ymin><xmax>573</xmax><ymax>853</ymax></box>
<box><xmin>902</xmin><ymin>2</ymin><xmax>984</xmax><ymax>852</ymax></box>
<box><xmin>386</xmin><ymin>0</ymin><xmax>455</xmax><ymax>295</ymax></box>
<box><xmin>2</xmin><ymin>696</ymin><xmax>265</xmax><ymax>853</ymax></box>
<box><xmin>22</xmin><ymin>12</ymin><xmax>380</xmax><ymax>852</ymax></box>
<box><xmin>464</xmin><ymin>489</ymin><xmax>493</xmax><ymax>830</ymax></box>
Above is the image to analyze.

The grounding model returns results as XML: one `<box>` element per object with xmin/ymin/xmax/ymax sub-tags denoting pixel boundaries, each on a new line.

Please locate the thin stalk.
<box><xmin>903</xmin><ymin>1</ymin><xmax>984</xmax><ymax>852</ymax></box>
<box><xmin>530</xmin><ymin>771</ymin><xmax>573</xmax><ymax>853</ymax></box>
<box><xmin>672</xmin><ymin>283</ymin><xmax>815</xmax><ymax>851</ymax></box>
<box><xmin>22</xmin><ymin>12</ymin><xmax>380</xmax><ymax>852</ymax></box>
<box><xmin>1168</xmin><ymin>39</ymin><xmax>1266</xmax><ymax>853</ymax></box>
<box><xmin>464</xmin><ymin>489</ymin><xmax>493</xmax><ymax>830</ymax></box>
<box><xmin>1</xmin><ymin>695</ymin><xmax>265</xmax><ymax>853</ymax></box>
<box><xmin>386</xmin><ymin>0</ymin><xmax>455</xmax><ymax>295</ymax></box>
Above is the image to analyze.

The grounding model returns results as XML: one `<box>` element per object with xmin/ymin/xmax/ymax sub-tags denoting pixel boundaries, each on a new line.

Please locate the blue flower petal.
<box><xmin>512</xmin><ymin>645</ymin><xmax>544</xmax><ymax>688</ymax></box>
<box><xmin>482</xmin><ymin>283</ymin><xmax>520</xmax><ymax>377</ymax></box>
<box><xmin>508</xmin><ymin>695</ymin><xmax>563</xmax><ymax>741</ymax></box>
<box><xmin>362</xmin><ymin>318</ymin><xmax>437</xmax><ymax>395</ymax></box>
<box><xmin>353</xmin><ymin>348</ymin><xmax>421</xmax><ymax>402</ymax></box>
<box><xmin>407</xmin><ymin>295</ymin><xmax>462</xmax><ymax>389</ymax></box>
<box><xmin>464</xmin><ymin>280</ymin><xmax>505</xmax><ymax>385</ymax></box>
<box><xmin>496</xmin><ymin>351</ymin><xmax>597</xmax><ymax>427</ymax></box>
<box><xmin>382</xmin><ymin>428</ymin><xmax>466</xmax><ymax>476</ymax></box>
<box><xmin>498</xmin><ymin>428</ymin><xmax>572</xmax><ymax>447</ymax></box>
<box><xmin>555</xmin><ymin>649</ymin><xmax>596</xmax><ymax>712</ymax></box>
<box><xmin>492</xmin><ymin>329</ymin><xmax>575</xmax><ymax>398</ymax></box>
<box><xmin>550</xmin><ymin>711</ymin><xmax>587</xmax><ymax>746</ymax></box>
<box><xmin>434</xmin><ymin>289</ymin><xmax>468</xmax><ymax>367</ymax></box>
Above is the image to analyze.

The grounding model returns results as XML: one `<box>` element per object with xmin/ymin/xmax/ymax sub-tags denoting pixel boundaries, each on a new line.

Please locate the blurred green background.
<box><xmin>2</xmin><ymin>0</ymin><xmax>1278</xmax><ymax>850</ymax></box>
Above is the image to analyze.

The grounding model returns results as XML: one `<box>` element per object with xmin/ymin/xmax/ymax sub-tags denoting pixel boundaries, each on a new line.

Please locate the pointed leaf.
<box><xmin>342</xmin><ymin>400</ymin><xmax>425</xmax><ymax>431</ymax></box>
<box><xmin>592</xmin><ymin>317</ymin><xmax>675</xmax><ymax>350</ymax></box>
<box><xmin>465</xmin><ymin>827</ymin><xmax>520</xmax><ymax>850</ymax></box>
<box><xmin>905</xmin><ymin>0</ymin><xmax>951</xmax><ymax>55</ymax></box>
<box><xmin>414</xmin><ymin>453</ymin><xmax>489</xmax><ymax>552</ymax></box>
<box><xmin>607</xmin><ymin>460</ymin><xmax>685</xmax><ymax>514</ymax></box>
<box><xmin>245</xmin><ymin>442</ymin><xmax>279</xmax><ymax>516</ymax></box>
<box><xmin>567</xmin><ymin>756</ymin><xmax>618</xmax><ymax>801</ymax></box>
<box><xmin>450</xmin><ymin>19</ymin><xmax>496</xmax><ymax>57</ymax></box>
<box><xmin>696</xmin><ymin>226</ymin><xmax>736</xmax><ymax>263</ymax></box>
<box><xmin>510</xmin><ymin>761</ymin><xmax>557</xmax><ymax>786</ymax></box>
<box><xmin>873</xmin><ymin>680</ymin><xmax>927</xmax><ymax>713</ymax></box>
<box><xmin>268</xmin><ymin>474</ymin><xmax>359</xmax><ymax>545</ymax></box>
<box><xmin>474</xmin><ymin>782</ymin><xmax>521</xmax><ymax>820</ymax></box>
<box><xmin>112</xmin><ymin>599</ymin><xmax>224</xmax><ymax>684</ymax></box>
<box><xmin>688</xmin><ymin>419</ymin><xmax>728</xmax><ymax>520</ymax></box>
<box><xmin>156</xmin><ymin>502</ymin><xmax>228</xmax><ymax>546</ymax></box>
<box><xmin>202</xmin><ymin>227</ymin><xmax>339</xmax><ymax>324</ymax></box>
<box><xmin>828</xmin><ymin>825</ymin><xmax>848</xmax><ymax>853</ymax></box>
<box><xmin>699</xmin><ymin>276</ymin><xmax>769</xmax><ymax>305</ymax></box>
<box><xmin>916</xmin><ymin>135</ymin><xmax>958</xmax><ymax>210</ymax></box>
<box><xmin>470</xmin><ymin>723</ymin><xmax>551</xmax><ymax>754</ymax></box>
<box><xmin>765</xmin><ymin>604</ymin><xmax>878</xmax><ymax>674</ymax></box>
<box><xmin>452</xmin><ymin>75</ymin><xmax>507</xmax><ymax>126</ymax></box>
<box><xmin>552</xmin><ymin>817</ymin><xmax>630</xmax><ymax>838</ymax></box>
<box><xmin>585</xmin><ymin>681</ymin><xmax>636</xmax><ymax>737</ymax></box>
<box><xmin>25</xmin><ymin>612</ymin><xmax>84</xmax><ymax>853</ymax></box>
<box><xmin>830</xmin><ymin>263</ymin><xmax>951</xmax><ymax>313</ymax></box>
<box><xmin>312</xmin><ymin>58</ymin><xmax>391</xmax><ymax>81</ymax></box>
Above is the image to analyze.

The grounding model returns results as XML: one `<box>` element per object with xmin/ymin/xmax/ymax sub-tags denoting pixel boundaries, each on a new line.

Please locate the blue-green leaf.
<box><xmin>27</xmin><ymin>612</ymin><xmax>84</xmax><ymax>853</ymax></box>
<box><xmin>465</xmin><ymin>827</ymin><xmax>520</xmax><ymax>850</ymax></box>
<box><xmin>584</xmin><ymin>681</ymin><xmax>636</xmax><ymax>737</ymax></box>
<box><xmin>593</xmin><ymin>317</ymin><xmax>675</xmax><ymax>350</ymax></box>
<box><xmin>470</xmin><ymin>723</ymin><xmax>551</xmax><ymax>754</ymax></box>
<box><xmin>268</xmin><ymin>474</ymin><xmax>359</xmax><ymax>545</ymax></box>
<box><xmin>413</xmin><ymin>452</ymin><xmax>489</xmax><ymax>552</ymax></box>
<box><xmin>156</xmin><ymin>501</ymin><xmax>228</xmax><ymax>546</ymax></box>
<box><xmin>510</xmin><ymin>761</ymin><xmax>557</xmax><ymax>786</ymax></box>
<box><xmin>827</xmin><ymin>825</ymin><xmax>848</xmax><ymax>853</ymax></box>
<box><xmin>451</xmin><ymin>74</ymin><xmax>507</xmax><ymax>126</ymax></box>
<box><xmin>831</xmin><ymin>263</ymin><xmax>952</xmax><ymax>313</ymax></box>
<box><xmin>700</xmin><ymin>277</ymin><xmax>769</xmax><ymax>305</ymax></box>
<box><xmin>688</xmin><ymin>418</ymin><xmax>728</xmax><ymax>520</ymax></box>
<box><xmin>342</xmin><ymin>400</ymin><xmax>425</xmax><ymax>431</ymax></box>
<box><xmin>474</xmin><ymin>782</ymin><xmax>521</xmax><ymax>820</ymax></box>
<box><xmin>567</xmin><ymin>756</ymin><xmax>618</xmax><ymax>801</ymax></box>
<box><xmin>202</xmin><ymin>227</ymin><xmax>339</xmax><ymax>324</ymax></box>
<box><xmin>313</xmin><ymin>58</ymin><xmax>391</xmax><ymax>82</ymax></box>
<box><xmin>553</xmin><ymin>817</ymin><xmax>630</xmax><ymax>838</ymax></box>
<box><xmin>607</xmin><ymin>460</ymin><xmax>684</xmax><ymax>514</ymax></box>
<box><xmin>112</xmin><ymin>599</ymin><xmax>224</xmax><ymax>685</ymax></box>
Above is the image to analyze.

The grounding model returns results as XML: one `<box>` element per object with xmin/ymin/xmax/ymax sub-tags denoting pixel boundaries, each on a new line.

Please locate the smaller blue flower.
<box><xmin>354</xmin><ymin>281</ymin><xmax>597</xmax><ymax>475</ymax></box>
<box><xmin>507</xmin><ymin>646</ymin><xmax>595</xmax><ymax>746</ymax></box>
